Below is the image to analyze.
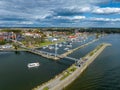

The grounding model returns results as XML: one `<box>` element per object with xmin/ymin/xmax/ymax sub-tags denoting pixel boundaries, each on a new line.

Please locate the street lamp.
<box><xmin>55</xmin><ymin>43</ymin><xmax>57</xmax><ymax>59</ymax></box>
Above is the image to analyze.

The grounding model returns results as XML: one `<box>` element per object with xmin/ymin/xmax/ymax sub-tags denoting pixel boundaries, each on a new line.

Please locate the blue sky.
<box><xmin>0</xmin><ymin>0</ymin><xmax>120</xmax><ymax>27</ymax></box>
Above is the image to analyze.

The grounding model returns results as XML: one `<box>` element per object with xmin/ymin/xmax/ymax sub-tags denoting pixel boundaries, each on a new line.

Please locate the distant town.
<box><xmin>0</xmin><ymin>27</ymin><xmax>119</xmax><ymax>51</ymax></box>
<box><xmin>0</xmin><ymin>28</ymin><xmax>91</xmax><ymax>50</ymax></box>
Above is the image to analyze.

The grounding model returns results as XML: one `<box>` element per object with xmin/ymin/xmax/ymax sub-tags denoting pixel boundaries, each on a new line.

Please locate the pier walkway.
<box><xmin>28</xmin><ymin>49</ymin><xmax>80</xmax><ymax>63</ymax></box>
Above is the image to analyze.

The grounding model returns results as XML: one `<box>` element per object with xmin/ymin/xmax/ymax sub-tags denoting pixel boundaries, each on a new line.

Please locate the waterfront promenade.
<box><xmin>32</xmin><ymin>43</ymin><xmax>111</xmax><ymax>90</ymax></box>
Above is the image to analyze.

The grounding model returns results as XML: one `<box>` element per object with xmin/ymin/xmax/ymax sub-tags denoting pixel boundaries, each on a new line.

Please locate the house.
<box><xmin>23</xmin><ymin>32</ymin><xmax>41</xmax><ymax>38</ymax></box>
<box><xmin>48</xmin><ymin>37</ymin><xmax>58</xmax><ymax>42</ymax></box>
<box><xmin>0</xmin><ymin>32</ymin><xmax>16</xmax><ymax>41</ymax></box>
<box><xmin>0</xmin><ymin>44</ymin><xmax>13</xmax><ymax>49</ymax></box>
<box><xmin>68</xmin><ymin>35</ymin><xmax>77</xmax><ymax>41</ymax></box>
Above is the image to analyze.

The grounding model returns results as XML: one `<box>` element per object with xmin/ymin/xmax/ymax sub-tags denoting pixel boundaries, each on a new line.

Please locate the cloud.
<box><xmin>52</xmin><ymin>6</ymin><xmax>91</xmax><ymax>16</ymax></box>
<box><xmin>17</xmin><ymin>21</ymin><xmax>34</xmax><ymax>25</ymax></box>
<box><xmin>92</xmin><ymin>7</ymin><xmax>120</xmax><ymax>14</ymax></box>
<box><xmin>0</xmin><ymin>0</ymin><xmax>120</xmax><ymax>27</ymax></box>
<box><xmin>89</xmin><ymin>17</ymin><xmax>120</xmax><ymax>22</ymax></box>
<box><xmin>0</xmin><ymin>20</ymin><xmax>33</xmax><ymax>25</ymax></box>
<box><xmin>53</xmin><ymin>15</ymin><xmax>86</xmax><ymax>20</ymax></box>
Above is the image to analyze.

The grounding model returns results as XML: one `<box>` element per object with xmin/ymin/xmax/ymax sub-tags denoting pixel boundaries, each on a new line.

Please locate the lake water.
<box><xmin>0</xmin><ymin>51</ymin><xmax>71</xmax><ymax>90</ymax></box>
<box><xmin>65</xmin><ymin>34</ymin><xmax>120</xmax><ymax>90</ymax></box>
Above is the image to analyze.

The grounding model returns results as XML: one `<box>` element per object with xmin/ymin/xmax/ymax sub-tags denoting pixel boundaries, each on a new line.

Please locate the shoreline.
<box><xmin>0</xmin><ymin>48</ymin><xmax>26</xmax><ymax>52</ymax></box>
<box><xmin>0</xmin><ymin>39</ymin><xmax>98</xmax><ymax>60</ymax></box>
<box><xmin>32</xmin><ymin>43</ymin><xmax>111</xmax><ymax>90</ymax></box>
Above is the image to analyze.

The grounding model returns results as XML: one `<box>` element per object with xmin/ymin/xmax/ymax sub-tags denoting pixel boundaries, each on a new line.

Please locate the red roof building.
<box><xmin>68</xmin><ymin>36</ymin><xmax>77</xmax><ymax>38</ymax></box>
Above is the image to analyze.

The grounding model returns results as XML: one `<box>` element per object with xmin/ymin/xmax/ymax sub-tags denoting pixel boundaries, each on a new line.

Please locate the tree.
<box><xmin>13</xmin><ymin>42</ymin><xmax>20</xmax><ymax>50</ymax></box>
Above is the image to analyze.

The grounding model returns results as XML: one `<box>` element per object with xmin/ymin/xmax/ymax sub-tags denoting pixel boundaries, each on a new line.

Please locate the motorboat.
<box><xmin>66</xmin><ymin>45</ymin><xmax>72</xmax><ymax>48</ymax></box>
<box><xmin>42</xmin><ymin>46</ymin><xmax>47</xmax><ymax>49</ymax></box>
<box><xmin>27</xmin><ymin>62</ymin><xmax>40</xmax><ymax>68</ymax></box>
<box><xmin>49</xmin><ymin>46</ymin><xmax>54</xmax><ymax>49</ymax></box>
<box><xmin>56</xmin><ymin>47</ymin><xmax>59</xmax><ymax>50</ymax></box>
<box><xmin>58</xmin><ymin>44</ymin><xmax>63</xmax><ymax>47</ymax></box>
<box><xmin>67</xmin><ymin>49</ymin><xmax>70</xmax><ymax>51</ymax></box>
<box><xmin>64</xmin><ymin>48</ymin><xmax>69</xmax><ymax>51</ymax></box>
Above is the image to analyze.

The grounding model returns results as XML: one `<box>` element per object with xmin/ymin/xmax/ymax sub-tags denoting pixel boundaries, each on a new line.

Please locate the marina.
<box><xmin>0</xmin><ymin>34</ymin><xmax>120</xmax><ymax>90</ymax></box>
<box><xmin>25</xmin><ymin>35</ymin><xmax>97</xmax><ymax>60</ymax></box>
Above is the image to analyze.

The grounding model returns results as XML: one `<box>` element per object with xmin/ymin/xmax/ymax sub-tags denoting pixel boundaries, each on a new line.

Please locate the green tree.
<box><xmin>13</xmin><ymin>42</ymin><xmax>20</xmax><ymax>50</ymax></box>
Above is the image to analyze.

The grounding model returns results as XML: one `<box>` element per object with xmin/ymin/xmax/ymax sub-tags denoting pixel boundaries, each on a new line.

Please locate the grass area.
<box><xmin>60</xmin><ymin>72</ymin><xmax>70</xmax><ymax>80</ymax></box>
<box><xmin>89</xmin><ymin>43</ymin><xmax>105</xmax><ymax>56</ymax></box>
<box><xmin>68</xmin><ymin>66</ymin><xmax>77</xmax><ymax>72</ymax></box>
<box><xmin>39</xmin><ymin>39</ymin><xmax>65</xmax><ymax>47</ymax></box>
<box><xmin>43</xmin><ymin>86</ymin><xmax>49</xmax><ymax>90</ymax></box>
<box><xmin>40</xmin><ymin>41</ymin><xmax>53</xmax><ymax>46</ymax></box>
<box><xmin>89</xmin><ymin>51</ymin><xmax>94</xmax><ymax>56</ymax></box>
<box><xmin>21</xmin><ymin>38</ymin><xmax>65</xmax><ymax>48</ymax></box>
<box><xmin>60</xmin><ymin>66</ymin><xmax>77</xmax><ymax>80</ymax></box>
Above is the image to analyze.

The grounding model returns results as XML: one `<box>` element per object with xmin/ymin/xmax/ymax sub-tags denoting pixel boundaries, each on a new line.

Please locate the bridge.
<box><xmin>27</xmin><ymin>48</ymin><xmax>82</xmax><ymax>66</ymax></box>
<box><xmin>64</xmin><ymin>56</ymin><xmax>79</xmax><ymax>61</ymax></box>
<box><xmin>28</xmin><ymin>49</ymin><xmax>79</xmax><ymax>60</ymax></box>
<box><xmin>10</xmin><ymin>39</ymin><xmax>82</xmax><ymax>65</ymax></box>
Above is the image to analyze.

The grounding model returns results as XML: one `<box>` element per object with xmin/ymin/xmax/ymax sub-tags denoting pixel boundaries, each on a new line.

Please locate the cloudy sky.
<box><xmin>0</xmin><ymin>0</ymin><xmax>120</xmax><ymax>27</ymax></box>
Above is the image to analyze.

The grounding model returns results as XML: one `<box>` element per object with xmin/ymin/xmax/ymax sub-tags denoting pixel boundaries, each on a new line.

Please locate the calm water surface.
<box><xmin>0</xmin><ymin>34</ymin><xmax>120</xmax><ymax>90</ymax></box>
<box><xmin>0</xmin><ymin>52</ymin><xmax>70</xmax><ymax>90</ymax></box>
<box><xmin>65</xmin><ymin>34</ymin><xmax>120</xmax><ymax>90</ymax></box>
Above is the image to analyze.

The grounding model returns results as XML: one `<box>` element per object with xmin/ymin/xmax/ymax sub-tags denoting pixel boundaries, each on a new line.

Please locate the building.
<box><xmin>68</xmin><ymin>35</ymin><xmax>77</xmax><ymax>41</ymax></box>
<box><xmin>0</xmin><ymin>32</ymin><xmax>16</xmax><ymax>41</ymax></box>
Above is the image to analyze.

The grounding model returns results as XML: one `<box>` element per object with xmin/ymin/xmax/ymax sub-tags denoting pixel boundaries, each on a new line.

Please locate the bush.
<box><xmin>89</xmin><ymin>51</ymin><xmax>94</xmax><ymax>56</ymax></box>
<box><xmin>60</xmin><ymin>72</ymin><xmax>70</xmax><ymax>80</ymax></box>
<box><xmin>43</xmin><ymin>86</ymin><xmax>49</xmax><ymax>90</ymax></box>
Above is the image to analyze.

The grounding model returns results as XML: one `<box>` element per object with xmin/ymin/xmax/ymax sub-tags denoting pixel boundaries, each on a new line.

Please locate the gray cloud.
<box><xmin>92</xmin><ymin>7</ymin><xmax>120</xmax><ymax>14</ymax></box>
<box><xmin>89</xmin><ymin>17</ymin><xmax>120</xmax><ymax>22</ymax></box>
<box><xmin>51</xmin><ymin>6</ymin><xmax>91</xmax><ymax>17</ymax></box>
<box><xmin>0</xmin><ymin>0</ymin><xmax>119</xmax><ymax>27</ymax></box>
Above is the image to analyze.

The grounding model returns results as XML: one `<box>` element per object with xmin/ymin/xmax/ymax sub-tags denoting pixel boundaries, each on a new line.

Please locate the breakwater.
<box><xmin>32</xmin><ymin>43</ymin><xmax>111</xmax><ymax>90</ymax></box>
